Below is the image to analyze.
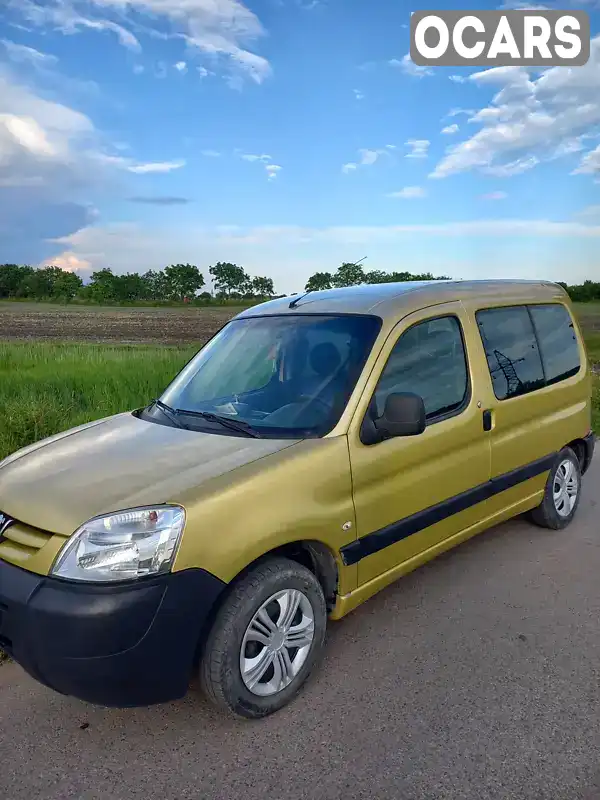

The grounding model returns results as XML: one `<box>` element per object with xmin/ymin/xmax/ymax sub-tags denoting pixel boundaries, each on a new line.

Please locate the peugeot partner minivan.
<box><xmin>0</xmin><ymin>280</ymin><xmax>594</xmax><ymax>718</ymax></box>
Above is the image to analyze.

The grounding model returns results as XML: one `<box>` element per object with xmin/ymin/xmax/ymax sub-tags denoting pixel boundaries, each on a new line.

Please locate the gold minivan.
<box><xmin>0</xmin><ymin>280</ymin><xmax>594</xmax><ymax>718</ymax></box>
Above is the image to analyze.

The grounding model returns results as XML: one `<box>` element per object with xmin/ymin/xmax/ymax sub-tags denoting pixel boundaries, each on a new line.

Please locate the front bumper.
<box><xmin>0</xmin><ymin>558</ymin><xmax>226</xmax><ymax>707</ymax></box>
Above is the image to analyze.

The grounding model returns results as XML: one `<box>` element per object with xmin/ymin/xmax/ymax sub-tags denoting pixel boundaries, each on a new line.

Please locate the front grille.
<box><xmin>0</xmin><ymin>516</ymin><xmax>53</xmax><ymax>566</ymax></box>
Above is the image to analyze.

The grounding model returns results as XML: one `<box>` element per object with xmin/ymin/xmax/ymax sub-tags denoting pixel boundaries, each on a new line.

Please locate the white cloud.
<box><xmin>484</xmin><ymin>156</ymin><xmax>539</xmax><ymax>177</ymax></box>
<box><xmin>576</xmin><ymin>204</ymin><xmax>600</xmax><ymax>218</ymax></box>
<box><xmin>241</xmin><ymin>153</ymin><xmax>271</xmax><ymax>162</ymax></box>
<box><xmin>405</xmin><ymin>139</ymin><xmax>430</xmax><ymax>159</ymax></box>
<box><xmin>0</xmin><ymin>71</ymin><xmax>104</xmax><ymax>263</ymax></box>
<box><xmin>10</xmin><ymin>0</ymin><xmax>270</xmax><ymax>84</ymax></box>
<box><xmin>387</xmin><ymin>186</ymin><xmax>427</xmax><ymax>199</ymax></box>
<box><xmin>572</xmin><ymin>144</ymin><xmax>600</xmax><ymax>175</ymax></box>
<box><xmin>201</xmin><ymin>149</ymin><xmax>221</xmax><ymax>157</ymax></box>
<box><xmin>127</xmin><ymin>159</ymin><xmax>185</xmax><ymax>174</ymax></box>
<box><xmin>431</xmin><ymin>36</ymin><xmax>600</xmax><ymax>179</ymax></box>
<box><xmin>441</xmin><ymin>124</ymin><xmax>459</xmax><ymax>135</ymax></box>
<box><xmin>389</xmin><ymin>54</ymin><xmax>433</xmax><ymax>78</ymax></box>
<box><xmin>133</xmin><ymin>63</ymin><xmax>144</xmax><ymax>74</ymax></box>
<box><xmin>359</xmin><ymin>148</ymin><xmax>380</xmax><ymax>166</ymax></box>
<box><xmin>449</xmin><ymin>75</ymin><xmax>466</xmax><ymax>83</ymax></box>
<box><xmin>481</xmin><ymin>191</ymin><xmax>508</xmax><ymax>200</ymax></box>
<box><xmin>1</xmin><ymin>39</ymin><xmax>58</xmax><ymax>66</ymax></box>
<box><xmin>498</xmin><ymin>1</ymin><xmax>551</xmax><ymax>8</ymax></box>
<box><xmin>174</xmin><ymin>61</ymin><xmax>187</xmax><ymax>73</ymax></box>
<box><xmin>342</xmin><ymin>147</ymin><xmax>391</xmax><ymax>173</ymax></box>
<box><xmin>12</xmin><ymin>2</ymin><xmax>141</xmax><ymax>50</ymax></box>
<box><xmin>0</xmin><ymin>73</ymin><xmax>93</xmax><ymax>179</ymax></box>
<box><xmin>50</xmin><ymin>218</ymin><xmax>600</xmax><ymax>293</ymax></box>
<box><xmin>0</xmin><ymin>68</ymin><xmax>189</xmax><ymax>267</ymax></box>
<box><xmin>238</xmin><ymin>152</ymin><xmax>281</xmax><ymax>179</ymax></box>
<box><xmin>59</xmin><ymin>219</ymin><xmax>600</xmax><ymax>254</ymax></box>
<box><xmin>447</xmin><ymin>107</ymin><xmax>475</xmax><ymax>119</ymax></box>
<box><xmin>40</xmin><ymin>251</ymin><xmax>92</xmax><ymax>274</ymax></box>
<box><xmin>265</xmin><ymin>164</ymin><xmax>282</xmax><ymax>181</ymax></box>
<box><xmin>1</xmin><ymin>114</ymin><xmax>57</xmax><ymax>157</ymax></box>
<box><xmin>551</xmin><ymin>137</ymin><xmax>588</xmax><ymax>159</ymax></box>
<box><xmin>353</xmin><ymin>88</ymin><xmax>364</xmax><ymax>101</ymax></box>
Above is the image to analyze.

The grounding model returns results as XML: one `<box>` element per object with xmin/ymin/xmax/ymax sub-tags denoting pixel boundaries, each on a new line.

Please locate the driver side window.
<box><xmin>373</xmin><ymin>315</ymin><xmax>469</xmax><ymax>421</ymax></box>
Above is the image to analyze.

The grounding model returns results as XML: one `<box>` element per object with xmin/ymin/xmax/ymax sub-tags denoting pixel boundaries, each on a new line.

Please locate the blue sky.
<box><xmin>1</xmin><ymin>0</ymin><xmax>599</xmax><ymax>293</ymax></box>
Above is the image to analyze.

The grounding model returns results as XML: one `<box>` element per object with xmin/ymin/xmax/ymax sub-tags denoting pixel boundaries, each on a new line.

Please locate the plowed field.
<box><xmin>0</xmin><ymin>303</ymin><xmax>243</xmax><ymax>345</ymax></box>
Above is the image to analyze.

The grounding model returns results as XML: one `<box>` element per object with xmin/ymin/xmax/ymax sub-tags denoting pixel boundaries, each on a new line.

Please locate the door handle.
<box><xmin>482</xmin><ymin>409</ymin><xmax>493</xmax><ymax>432</ymax></box>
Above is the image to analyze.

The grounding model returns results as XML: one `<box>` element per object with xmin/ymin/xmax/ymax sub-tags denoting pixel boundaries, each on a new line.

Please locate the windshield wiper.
<box><xmin>150</xmin><ymin>399</ymin><xmax>187</xmax><ymax>429</ymax></box>
<box><xmin>176</xmin><ymin>409</ymin><xmax>262</xmax><ymax>438</ymax></box>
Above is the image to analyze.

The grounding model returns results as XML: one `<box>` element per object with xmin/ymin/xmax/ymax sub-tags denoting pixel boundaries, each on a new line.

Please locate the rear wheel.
<box><xmin>199</xmin><ymin>557</ymin><xmax>327</xmax><ymax>719</ymax></box>
<box><xmin>529</xmin><ymin>447</ymin><xmax>582</xmax><ymax>530</ymax></box>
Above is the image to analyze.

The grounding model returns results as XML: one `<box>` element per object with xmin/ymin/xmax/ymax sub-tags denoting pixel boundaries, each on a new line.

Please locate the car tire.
<box><xmin>199</xmin><ymin>557</ymin><xmax>327</xmax><ymax>719</ymax></box>
<box><xmin>528</xmin><ymin>446</ymin><xmax>582</xmax><ymax>530</ymax></box>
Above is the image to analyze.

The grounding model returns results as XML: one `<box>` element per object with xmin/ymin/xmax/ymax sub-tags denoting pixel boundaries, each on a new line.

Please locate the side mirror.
<box><xmin>362</xmin><ymin>392</ymin><xmax>426</xmax><ymax>444</ymax></box>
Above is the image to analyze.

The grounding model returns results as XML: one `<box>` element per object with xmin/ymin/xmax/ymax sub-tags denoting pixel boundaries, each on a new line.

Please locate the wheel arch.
<box><xmin>232</xmin><ymin>540</ymin><xmax>340</xmax><ymax>611</ymax></box>
<box><xmin>566</xmin><ymin>437</ymin><xmax>592</xmax><ymax>475</ymax></box>
<box><xmin>192</xmin><ymin>539</ymin><xmax>340</xmax><ymax>666</ymax></box>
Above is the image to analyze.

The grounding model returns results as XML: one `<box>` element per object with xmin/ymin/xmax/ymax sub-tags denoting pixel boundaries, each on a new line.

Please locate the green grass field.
<box><xmin>0</xmin><ymin>343</ymin><xmax>196</xmax><ymax>461</ymax></box>
<box><xmin>0</xmin><ymin>324</ymin><xmax>599</xmax><ymax>464</ymax></box>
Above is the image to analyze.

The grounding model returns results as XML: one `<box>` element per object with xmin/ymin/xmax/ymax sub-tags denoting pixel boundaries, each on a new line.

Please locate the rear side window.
<box><xmin>476</xmin><ymin>306</ymin><xmax>545</xmax><ymax>400</ymax></box>
<box><xmin>529</xmin><ymin>304</ymin><xmax>581</xmax><ymax>385</ymax></box>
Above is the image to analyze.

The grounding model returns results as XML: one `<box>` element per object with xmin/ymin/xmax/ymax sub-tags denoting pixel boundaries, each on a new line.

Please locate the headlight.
<box><xmin>51</xmin><ymin>505</ymin><xmax>186</xmax><ymax>582</ymax></box>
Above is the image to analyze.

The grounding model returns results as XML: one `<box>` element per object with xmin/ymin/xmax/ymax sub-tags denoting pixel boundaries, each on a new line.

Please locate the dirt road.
<box><xmin>1</xmin><ymin>459</ymin><xmax>599</xmax><ymax>800</ymax></box>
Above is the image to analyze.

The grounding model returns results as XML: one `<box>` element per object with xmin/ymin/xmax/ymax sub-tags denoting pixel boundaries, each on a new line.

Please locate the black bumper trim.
<box><xmin>0</xmin><ymin>560</ymin><xmax>226</xmax><ymax>707</ymax></box>
<box><xmin>582</xmin><ymin>431</ymin><xmax>595</xmax><ymax>475</ymax></box>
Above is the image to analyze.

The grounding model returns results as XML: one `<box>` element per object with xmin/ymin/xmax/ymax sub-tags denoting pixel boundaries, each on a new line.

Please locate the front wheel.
<box><xmin>199</xmin><ymin>557</ymin><xmax>327</xmax><ymax>719</ymax></box>
<box><xmin>529</xmin><ymin>446</ymin><xmax>582</xmax><ymax>530</ymax></box>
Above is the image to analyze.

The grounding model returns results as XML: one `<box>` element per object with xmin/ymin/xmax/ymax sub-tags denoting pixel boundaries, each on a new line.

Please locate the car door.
<box><xmin>345</xmin><ymin>302</ymin><xmax>492</xmax><ymax>587</ymax></box>
<box><xmin>472</xmin><ymin>301</ymin><xmax>586</xmax><ymax>516</ymax></box>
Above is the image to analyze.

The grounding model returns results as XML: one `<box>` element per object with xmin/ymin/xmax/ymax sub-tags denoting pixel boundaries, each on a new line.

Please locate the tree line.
<box><xmin>0</xmin><ymin>261</ymin><xmax>599</xmax><ymax>304</ymax></box>
<box><xmin>0</xmin><ymin>262</ymin><xmax>275</xmax><ymax>304</ymax></box>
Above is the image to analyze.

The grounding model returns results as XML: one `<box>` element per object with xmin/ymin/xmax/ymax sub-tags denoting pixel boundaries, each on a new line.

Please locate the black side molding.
<box><xmin>340</xmin><ymin>452</ymin><xmax>557</xmax><ymax>567</ymax></box>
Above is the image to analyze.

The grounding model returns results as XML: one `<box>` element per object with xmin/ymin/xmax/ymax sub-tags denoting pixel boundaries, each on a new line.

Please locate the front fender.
<box><xmin>171</xmin><ymin>436</ymin><xmax>358</xmax><ymax>596</ymax></box>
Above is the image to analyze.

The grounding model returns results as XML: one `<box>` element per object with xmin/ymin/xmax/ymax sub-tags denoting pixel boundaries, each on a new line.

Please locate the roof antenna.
<box><xmin>289</xmin><ymin>256</ymin><xmax>368</xmax><ymax>309</ymax></box>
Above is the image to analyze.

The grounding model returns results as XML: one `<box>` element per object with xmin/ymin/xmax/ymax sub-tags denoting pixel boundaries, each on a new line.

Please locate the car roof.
<box><xmin>235</xmin><ymin>279</ymin><xmax>567</xmax><ymax>322</ymax></box>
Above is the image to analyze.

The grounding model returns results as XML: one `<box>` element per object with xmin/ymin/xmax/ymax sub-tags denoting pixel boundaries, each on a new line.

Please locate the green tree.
<box><xmin>332</xmin><ymin>261</ymin><xmax>366</xmax><ymax>288</ymax></box>
<box><xmin>164</xmin><ymin>263</ymin><xmax>205</xmax><ymax>301</ymax></box>
<box><xmin>52</xmin><ymin>269</ymin><xmax>83</xmax><ymax>300</ymax></box>
<box><xmin>88</xmin><ymin>268</ymin><xmax>118</xmax><ymax>302</ymax></box>
<box><xmin>0</xmin><ymin>264</ymin><xmax>35</xmax><ymax>297</ymax></box>
<box><xmin>251</xmin><ymin>276</ymin><xmax>275</xmax><ymax>297</ymax></box>
<box><xmin>304</xmin><ymin>271</ymin><xmax>333</xmax><ymax>292</ymax></box>
<box><xmin>19</xmin><ymin>267</ymin><xmax>56</xmax><ymax>299</ymax></box>
<box><xmin>364</xmin><ymin>270</ymin><xmax>389</xmax><ymax>284</ymax></box>
<box><xmin>366</xmin><ymin>269</ymin><xmax>451</xmax><ymax>284</ymax></box>
<box><xmin>112</xmin><ymin>272</ymin><xmax>148</xmax><ymax>302</ymax></box>
<box><xmin>17</xmin><ymin>266</ymin><xmax>82</xmax><ymax>300</ymax></box>
<box><xmin>209</xmin><ymin>262</ymin><xmax>249</xmax><ymax>297</ymax></box>
<box><xmin>141</xmin><ymin>269</ymin><xmax>170</xmax><ymax>300</ymax></box>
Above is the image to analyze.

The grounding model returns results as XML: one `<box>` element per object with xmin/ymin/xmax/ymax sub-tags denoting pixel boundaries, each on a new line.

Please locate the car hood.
<box><xmin>0</xmin><ymin>412</ymin><xmax>299</xmax><ymax>535</ymax></box>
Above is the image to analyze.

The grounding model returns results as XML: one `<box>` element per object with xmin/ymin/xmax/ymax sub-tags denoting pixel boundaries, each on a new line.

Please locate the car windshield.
<box><xmin>158</xmin><ymin>314</ymin><xmax>381</xmax><ymax>438</ymax></box>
